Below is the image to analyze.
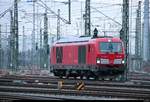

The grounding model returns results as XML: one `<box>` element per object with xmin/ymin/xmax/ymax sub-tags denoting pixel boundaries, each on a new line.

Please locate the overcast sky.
<box><xmin>0</xmin><ymin>0</ymin><xmax>144</xmax><ymax>53</ymax></box>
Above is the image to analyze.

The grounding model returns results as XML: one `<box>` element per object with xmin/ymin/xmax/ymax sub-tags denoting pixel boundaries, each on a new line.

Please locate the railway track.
<box><xmin>0</xmin><ymin>83</ymin><xmax>149</xmax><ymax>100</ymax></box>
<box><xmin>1</xmin><ymin>71</ymin><xmax>150</xmax><ymax>83</ymax></box>
<box><xmin>0</xmin><ymin>73</ymin><xmax>150</xmax><ymax>89</ymax></box>
<box><xmin>0</xmin><ymin>92</ymin><xmax>64</xmax><ymax>100</ymax></box>
<box><xmin>128</xmin><ymin>72</ymin><xmax>150</xmax><ymax>81</ymax></box>
<box><xmin>0</xmin><ymin>72</ymin><xmax>150</xmax><ymax>100</ymax></box>
<box><xmin>0</xmin><ymin>73</ymin><xmax>150</xmax><ymax>86</ymax></box>
<box><xmin>0</xmin><ymin>92</ymin><xmax>137</xmax><ymax>100</ymax></box>
<box><xmin>0</xmin><ymin>79</ymin><xmax>150</xmax><ymax>89</ymax></box>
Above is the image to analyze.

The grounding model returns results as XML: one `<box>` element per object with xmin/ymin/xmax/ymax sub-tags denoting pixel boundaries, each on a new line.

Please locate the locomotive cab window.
<box><xmin>99</xmin><ymin>42</ymin><xmax>122</xmax><ymax>53</ymax></box>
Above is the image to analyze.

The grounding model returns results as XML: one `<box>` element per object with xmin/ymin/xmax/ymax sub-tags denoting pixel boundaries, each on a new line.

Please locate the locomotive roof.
<box><xmin>55</xmin><ymin>36</ymin><xmax>121</xmax><ymax>44</ymax></box>
<box><xmin>55</xmin><ymin>36</ymin><xmax>91</xmax><ymax>44</ymax></box>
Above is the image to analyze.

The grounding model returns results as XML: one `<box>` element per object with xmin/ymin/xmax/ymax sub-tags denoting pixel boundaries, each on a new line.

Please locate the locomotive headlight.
<box><xmin>122</xmin><ymin>60</ymin><xmax>125</xmax><ymax>64</ymax></box>
<box><xmin>96</xmin><ymin>58</ymin><xmax>100</xmax><ymax>64</ymax></box>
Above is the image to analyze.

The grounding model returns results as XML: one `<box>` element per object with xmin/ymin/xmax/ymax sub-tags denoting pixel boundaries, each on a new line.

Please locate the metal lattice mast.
<box><xmin>14</xmin><ymin>0</ymin><xmax>19</xmax><ymax>70</ymax></box>
<box><xmin>43</xmin><ymin>10</ymin><xmax>48</xmax><ymax>69</ymax></box>
<box><xmin>40</xmin><ymin>28</ymin><xmax>42</xmax><ymax>68</ymax></box>
<box><xmin>57</xmin><ymin>9</ymin><xmax>60</xmax><ymax>40</ymax></box>
<box><xmin>148</xmin><ymin>0</ymin><xmax>150</xmax><ymax>62</ymax></box>
<box><xmin>68</xmin><ymin>0</ymin><xmax>71</xmax><ymax>24</ymax></box>
<box><xmin>31</xmin><ymin>0</ymin><xmax>36</xmax><ymax>66</ymax></box>
<box><xmin>84</xmin><ymin>0</ymin><xmax>91</xmax><ymax>36</ymax></box>
<box><xmin>143</xmin><ymin>0</ymin><xmax>149</xmax><ymax>61</ymax></box>
<box><xmin>10</xmin><ymin>10</ymin><xmax>14</xmax><ymax>69</ymax></box>
<box><xmin>135</xmin><ymin>1</ymin><xmax>142</xmax><ymax>71</ymax></box>
<box><xmin>22</xmin><ymin>26</ymin><xmax>25</xmax><ymax>67</ymax></box>
<box><xmin>80</xmin><ymin>1</ymin><xmax>83</xmax><ymax>35</ymax></box>
<box><xmin>141</xmin><ymin>22</ymin><xmax>144</xmax><ymax>68</ymax></box>
<box><xmin>0</xmin><ymin>24</ymin><xmax>1</xmax><ymax>69</ymax></box>
<box><xmin>120</xmin><ymin>0</ymin><xmax>129</xmax><ymax>80</ymax></box>
<box><xmin>5</xmin><ymin>23</ymin><xmax>8</xmax><ymax>68</ymax></box>
<box><xmin>36</xmin><ymin>5</ymin><xmax>39</xmax><ymax>68</ymax></box>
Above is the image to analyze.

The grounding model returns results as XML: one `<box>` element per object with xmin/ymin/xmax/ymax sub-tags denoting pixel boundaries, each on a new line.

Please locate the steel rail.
<box><xmin>0</xmin><ymin>76</ymin><xmax>150</xmax><ymax>88</ymax></box>
<box><xmin>0</xmin><ymin>86</ymin><xmax>149</xmax><ymax>99</ymax></box>
<box><xmin>0</xmin><ymin>92</ymin><xmax>137</xmax><ymax>100</ymax></box>
<box><xmin>0</xmin><ymin>81</ymin><xmax>150</xmax><ymax>90</ymax></box>
<box><xmin>0</xmin><ymin>92</ymin><xmax>65</xmax><ymax>100</ymax></box>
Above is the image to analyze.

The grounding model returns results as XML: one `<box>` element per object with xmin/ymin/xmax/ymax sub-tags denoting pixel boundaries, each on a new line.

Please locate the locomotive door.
<box><xmin>78</xmin><ymin>46</ymin><xmax>86</xmax><ymax>64</ymax></box>
<box><xmin>56</xmin><ymin>47</ymin><xmax>63</xmax><ymax>63</ymax></box>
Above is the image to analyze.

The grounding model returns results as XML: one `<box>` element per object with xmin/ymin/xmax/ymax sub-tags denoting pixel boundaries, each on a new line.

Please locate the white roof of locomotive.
<box><xmin>55</xmin><ymin>36</ymin><xmax>92</xmax><ymax>44</ymax></box>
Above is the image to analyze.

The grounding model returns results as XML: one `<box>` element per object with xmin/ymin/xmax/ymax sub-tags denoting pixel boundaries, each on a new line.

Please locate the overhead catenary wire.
<box><xmin>37</xmin><ymin>0</ymin><xmax>71</xmax><ymax>24</ymax></box>
<box><xmin>91</xmin><ymin>6</ymin><xmax>122</xmax><ymax>26</ymax></box>
<box><xmin>0</xmin><ymin>8</ymin><xmax>12</xmax><ymax>19</ymax></box>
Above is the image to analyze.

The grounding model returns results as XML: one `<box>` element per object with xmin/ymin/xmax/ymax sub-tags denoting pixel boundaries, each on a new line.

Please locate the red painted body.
<box><xmin>50</xmin><ymin>37</ymin><xmax>125</xmax><ymax>78</ymax></box>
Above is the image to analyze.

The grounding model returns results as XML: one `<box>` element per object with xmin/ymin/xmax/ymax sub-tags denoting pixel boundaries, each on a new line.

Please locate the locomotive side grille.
<box><xmin>114</xmin><ymin>59</ymin><xmax>122</xmax><ymax>64</ymax></box>
<box><xmin>100</xmin><ymin>59</ymin><xmax>109</xmax><ymax>64</ymax></box>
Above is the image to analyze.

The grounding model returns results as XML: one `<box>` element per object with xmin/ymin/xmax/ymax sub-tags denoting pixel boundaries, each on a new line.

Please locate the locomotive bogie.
<box><xmin>50</xmin><ymin>64</ymin><xmax>125</xmax><ymax>79</ymax></box>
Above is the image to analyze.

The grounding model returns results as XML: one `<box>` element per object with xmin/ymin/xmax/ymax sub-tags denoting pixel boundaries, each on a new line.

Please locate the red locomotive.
<box><xmin>50</xmin><ymin>36</ymin><xmax>125</xmax><ymax>80</ymax></box>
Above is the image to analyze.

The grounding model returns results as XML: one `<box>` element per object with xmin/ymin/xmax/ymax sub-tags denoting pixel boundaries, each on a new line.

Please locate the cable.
<box><xmin>0</xmin><ymin>0</ymin><xmax>22</xmax><ymax>19</ymax></box>
<box><xmin>0</xmin><ymin>8</ymin><xmax>11</xmax><ymax>19</ymax></box>
<box><xmin>91</xmin><ymin>6</ymin><xmax>122</xmax><ymax>26</ymax></box>
<box><xmin>37</xmin><ymin>0</ymin><xmax>70</xmax><ymax>24</ymax></box>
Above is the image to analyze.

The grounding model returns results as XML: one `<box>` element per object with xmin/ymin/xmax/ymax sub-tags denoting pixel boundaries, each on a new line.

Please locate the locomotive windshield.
<box><xmin>99</xmin><ymin>42</ymin><xmax>122</xmax><ymax>53</ymax></box>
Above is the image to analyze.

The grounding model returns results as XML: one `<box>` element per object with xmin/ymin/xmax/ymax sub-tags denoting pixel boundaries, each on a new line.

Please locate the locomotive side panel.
<box><xmin>63</xmin><ymin>45</ymin><xmax>71</xmax><ymax>64</ymax></box>
<box><xmin>87</xmin><ymin>44</ymin><xmax>95</xmax><ymax>65</ymax></box>
<box><xmin>62</xmin><ymin>45</ymin><xmax>78</xmax><ymax>65</ymax></box>
<box><xmin>73</xmin><ymin>46</ymin><xmax>78</xmax><ymax>64</ymax></box>
<box><xmin>50</xmin><ymin>47</ymin><xmax>56</xmax><ymax>64</ymax></box>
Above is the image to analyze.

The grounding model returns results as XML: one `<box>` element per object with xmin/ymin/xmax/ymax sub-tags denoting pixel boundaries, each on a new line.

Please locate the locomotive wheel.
<box><xmin>74</xmin><ymin>76</ymin><xmax>77</xmax><ymax>79</ymax></box>
<box><xmin>80</xmin><ymin>75</ymin><xmax>83</xmax><ymax>79</ymax></box>
<box><xmin>86</xmin><ymin>76</ymin><xmax>90</xmax><ymax>80</ymax></box>
<box><xmin>94</xmin><ymin>76</ymin><xmax>99</xmax><ymax>80</ymax></box>
<box><xmin>59</xmin><ymin>76</ymin><xmax>63</xmax><ymax>78</ymax></box>
<box><xmin>101</xmin><ymin>78</ymin><xmax>104</xmax><ymax>81</ymax></box>
<box><xmin>86</xmin><ymin>70</ymin><xmax>91</xmax><ymax>80</ymax></box>
<box><xmin>65</xmin><ymin>74</ymin><xmax>69</xmax><ymax>79</ymax></box>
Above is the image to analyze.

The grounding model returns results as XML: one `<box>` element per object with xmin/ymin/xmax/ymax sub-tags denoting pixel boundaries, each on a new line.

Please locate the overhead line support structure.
<box><xmin>68</xmin><ymin>0</ymin><xmax>71</xmax><ymax>24</ymax></box>
<box><xmin>43</xmin><ymin>10</ymin><xmax>48</xmax><ymax>69</ymax></box>
<box><xmin>39</xmin><ymin>28</ymin><xmax>42</xmax><ymax>68</ymax></box>
<box><xmin>14</xmin><ymin>0</ymin><xmax>19</xmax><ymax>71</ymax></box>
<box><xmin>143</xmin><ymin>0</ymin><xmax>149</xmax><ymax>62</ymax></box>
<box><xmin>57</xmin><ymin>9</ymin><xmax>60</xmax><ymax>40</ymax></box>
<box><xmin>84</xmin><ymin>0</ymin><xmax>91</xmax><ymax>36</ymax></box>
<box><xmin>0</xmin><ymin>24</ymin><xmax>1</xmax><ymax>69</ymax></box>
<box><xmin>31</xmin><ymin>0</ymin><xmax>36</xmax><ymax>67</ymax></box>
<box><xmin>134</xmin><ymin>1</ymin><xmax>142</xmax><ymax>71</ymax></box>
<box><xmin>10</xmin><ymin>10</ymin><xmax>15</xmax><ymax>70</ymax></box>
<box><xmin>22</xmin><ymin>26</ymin><xmax>25</xmax><ymax>67</ymax></box>
<box><xmin>120</xmin><ymin>0</ymin><xmax>129</xmax><ymax>80</ymax></box>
